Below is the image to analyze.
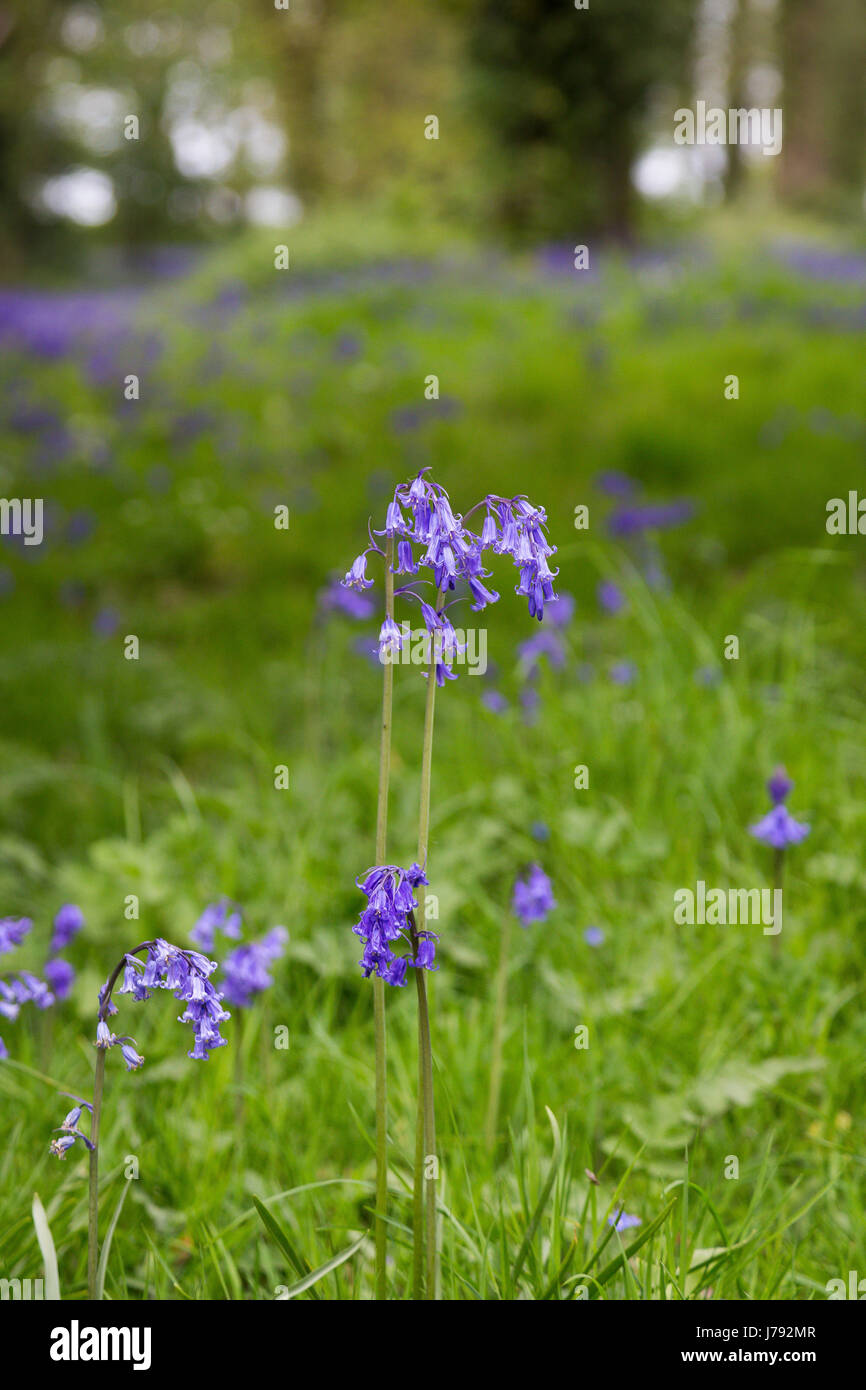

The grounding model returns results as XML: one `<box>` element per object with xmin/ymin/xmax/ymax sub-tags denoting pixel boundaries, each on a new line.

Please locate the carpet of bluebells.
<box><xmin>1</xmin><ymin>215</ymin><xmax>865</xmax><ymax>1299</ymax></box>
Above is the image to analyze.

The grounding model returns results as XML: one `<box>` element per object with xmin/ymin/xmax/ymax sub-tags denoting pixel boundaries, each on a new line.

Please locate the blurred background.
<box><xmin>2</xmin><ymin>0</ymin><xmax>866</xmax><ymax>267</ymax></box>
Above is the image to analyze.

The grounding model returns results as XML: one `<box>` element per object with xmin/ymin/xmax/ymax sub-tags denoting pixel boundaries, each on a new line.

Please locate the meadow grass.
<box><xmin>0</xmin><ymin>216</ymin><xmax>864</xmax><ymax>1298</ymax></box>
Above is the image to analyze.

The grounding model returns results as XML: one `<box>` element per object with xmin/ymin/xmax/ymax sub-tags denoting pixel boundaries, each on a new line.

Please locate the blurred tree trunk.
<box><xmin>778</xmin><ymin>0</ymin><xmax>829</xmax><ymax>203</ymax></box>
<box><xmin>272</xmin><ymin>0</ymin><xmax>337</xmax><ymax>208</ymax></box>
<box><xmin>724</xmin><ymin>0</ymin><xmax>747</xmax><ymax>201</ymax></box>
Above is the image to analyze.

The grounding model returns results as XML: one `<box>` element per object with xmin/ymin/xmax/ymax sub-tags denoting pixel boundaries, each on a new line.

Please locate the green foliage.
<box><xmin>0</xmin><ymin>217</ymin><xmax>864</xmax><ymax>1297</ymax></box>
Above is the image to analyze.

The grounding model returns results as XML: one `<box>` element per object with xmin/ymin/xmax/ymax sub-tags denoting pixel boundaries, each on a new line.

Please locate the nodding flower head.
<box><xmin>512</xmin><ymin>864</ymin><xmax>556</xmax><ymax>928</ymax></box>
<box><xmin>343</xmin><ymin>472</ymin><xmax>558</xmax><ymax>647</ymax></box>
<box><xmin>97</xmin><ymin>937</ymin><xmax>230</xmax><ymax>1065</ymax></box>
<box><xmin>750</xmin><ymin>767</ymin><xmax>810</xmax><ymax>850</ymax></box>
<box><xmin>50</xmin><ymin>903</ymin><xmax>84</xmax><ymax>954</ymax></box>
<box><xmin>351</xmin><ymin>863</ymin><xmax>435</xmax><ymax>985</ymax></box>
<box><xmin>344</xmin><ymin>550</ymin><xmax>376</xmax><ymax>592</ymax></box>
<box><xmin>50</xmin><ymin>1096</ymin><xmax>95</xmax><ymax>1157</ymax></box>
<box><xmin>120</xmin><ymin>1040</ymin><xmax>145</xmax><ymax>1071</ymax></box>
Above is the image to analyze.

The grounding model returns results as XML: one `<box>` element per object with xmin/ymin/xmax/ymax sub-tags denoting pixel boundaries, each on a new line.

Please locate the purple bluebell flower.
<box><xmin>50</xmin><ymin>1132</ymin><xmax>93</xmax><ymax>1158</ymax></box>
<box><xmin>191</xmin><ymin>899</ymin><xmax>243</xmax><ymax>953</ymax></box>
<box><xmin>584</xmin><ymin>926</ymin><xmax>604</xmax><ymax>947</ymax></box>
<box><xmin>767</xmin><ymin>765</ymin><xmax>793</xmax><ymax>805</ymax></box>
<box><xmin>750</xmin><ymin>766</ymin><xmax>810</xmax><ymax>849</ymax></box>
<box><xmin>50</xmin><ymin>903</ymin><xmax>84</xmax><ymax>953</ymax></box>
<box><xmin>512</xmin><ymin>864</ymin><xmax>556</xmax><ymax>927</ymax></box>
<box><xmin>49</xmin><ymin>1094</ymin><xmax>95</xmax><ymax>1154</ymax></box>
<box><xmin>608</xmin><ymin>1209</ymin><xmax>641</xmax><ymax>1232</ymax></box>
<box><xmin>43</xmin><ymin>957</ymin><xmax>75</xmax><ymax>999</ymax></box>
<box><xmin>120</xmin><ymin>1041</ymin><xmax>145</xmax><ymax>1071</ymax></box>
<box><xmin>60</xmin><ymin>1100</ymin><xmax>93</xmax><ymax>1131</ymax></box>
<box><xmin>750</xmin><ymin>804</ymin><xmax>810</xmax><ymax>850</ymax></box>
<box><xmin>542</xmin><ymin>591</ymin><xmax>575</xmax><ymax>629</ymax></box>
<box><xmin>520</xmin><ymin>685</ymin><xmax>541</xmax><ymax>723</ymax></box>
<box><xmin>531</xmin><ymin>822</ymin><xmax>550</xmax><ymax>842</ymax></box>
<box><xmin>609</xmin><ymin>660</ymin><xmax>637</xmax><ymax>686</ymax></box>
<box><xmin>481</xmin><ymin>689</ymin><xmax>508</xmax><ymax>714</ymax></box>
<box><xmin>97</xmin><ymin>938</ymin><xmax>230</xmax><ymax>1063</ymax></box>
<box><xmin>377</xmin><ymin>615</ymin><xmax>405</xmax><ymax>661</ymax></box>
<box><xmin>11</xmin><ymin>971</ymin><xmax>54</xmax><ymax>1009</ymax></box>
<box><xmin>597</xmin><ymin>579</ymin><xmax>626</xmax><ymax>614</ymax></box>
<box><xmin>344</xmin><ymin>551</ymin><xmax>376</xmax><ymax>591</ymax></box>
<box><xmin>608</xmin><ymin>500</ymin><xmax>694</xmax><ymax>539</ymax></box>
<box><xmin>318</xmin><ymin>577</ymin><xmax>375</xmax><ymax>621</ymax></box>
<box><xmin>351</xmin><ymin>863</ymin><xmax>435</xmax><ymax>984</ymax></box>
<box><xmin>221</xmin><ymin>925</ymin><xmax>288</xmax><ymax>1007</ymax></box>
<box><xmin>595</xmin><ymin>470</ymin><xmax>636</xmax><ymax>498</ymax></box>
<box><xmin>517</xmin><ymin>629</ymin><xmax>566</xmax><ymax>675</ymax></box>
<box><xmin>0</xmin><ymin>917</ymin><xmax>32</xmax><ymax>954</ymax></box>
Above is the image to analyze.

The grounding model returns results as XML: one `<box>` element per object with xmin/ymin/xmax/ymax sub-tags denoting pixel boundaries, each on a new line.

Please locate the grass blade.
<box><xmin>31</xmin><ymin>1192</ymin><xmax>60</xmax><ymax>1300</ymax></box>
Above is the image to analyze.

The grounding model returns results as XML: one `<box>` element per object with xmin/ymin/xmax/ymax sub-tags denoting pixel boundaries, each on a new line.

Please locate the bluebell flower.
<box><xmin>597</xmin><ymin>579</ymin><xmax>626</xmax><ymax>614</ymax></box>
<box><xmin>49</xmin><ymin>1096</ymin><xmax>95</xmax><ymax>1155</ymax></box>
<box><xmin>512</xmin><ymin>865</ymin><xmax>556</xmax><ymax>927</ymax></box>
<box><xmin>750</xmin><ymin>804</ymin><xmax>810</xmax><ymax>850</ymax></box>
<box><xmin>120</xmin><ymin>1040</ymin><xmax>145</xmax><ymax>1071</ymax></box>
<box><xmin>0</xmin><ymin>917</ymin><xmax>31</xmax><ymax>954</ymax></box>
<box><xmin>43</xmin><ymin>957</ymin><xmax>75</xmax><ymax>999</ymax></box>
<box><xmin>351</xmin><ymin>863</ymin><xmax>435</xmax><ymax>984</ymax></box>
<box><xmin>542</xmin><ymin>591</ymin><xmax>575</xmax><ymax>629</ymax></box>
<box><xmin>344</xmin><ymin>472</ymin><xmax>557</xmax><ymax>690</ymax></box>
<box><xmin>595</xmin><ymin>470</ymin><xmax>636</xmax><ymax>498</ymax></box>
<box><xmin>750</xmin><ymin>767</ymin><xmax>810</xmax><ymax>850</ymax></box>
<box><xmin>481</xmin><ymin>688</ymin><xmax>508</xmax><ymax>714</ymax></box>
<box><xmin>318</xmin><ymin>577</ymin><xmax>374</xmax><ymax>621</ymax></box>
<box><xmin>517</xmin><ymin>629</ymin><xmax>565</xmax><ymax>675</ymax></box>
<box><xmin>609</xmin><ymin>660</ymin><xmax>637</xmax><ymax>686</ymax></box>
<box><xmin>50</xmin><ymin>904</ymin><xmax>84</xmax><ymax>953</ymax></box>
<box><xmin>221</xmin><ymin>926</ymin><xmax>288</xmax><ymax>1008</ymax></box>
<box><xmin>377</xmin><ymin>615</ymin><xmax>404</xmax><ymax>661</ymax></box>
<box><xmin>607</xmin><ymin>500</ymin><xmax>694</xmax><ymax>538</ymax></box>
<box><xmin>344</xmin><ymin>551</ymin><xmax>376</xmax><ymax>591</ymax></box>
<box><xmin>767</xmin><ymin>765</ymin><xmax>793</xmax><ymax>805</ymax></box>
<box><xmin>60</xmin><ymin>1100</ymin><xmax>93</xmax><ymax>1131</ymax></box>
<box><xmin>10</xmin><ymin>971</ymin><xmax>54</xmax><ymax>1009</ymax></box>
<box><xmin>584</xmin><ymin>926</ymin><xmax>604</xmax><ymax>947</ymax></box>
<box><xmin>608</xmin><ymin>1209</ymin><xmax>641</xmax><ymax>1232</ymax></box>
<box><xmin>50</xmin><ymin>1133</ymin><xmax>93</xmax><ymax>1158</ymax></box>
<box><xmin>191</xmin><ymin>899</ymin><xmax>243</xmax><ymax>953</ymax></box>
<box><xmin>97</xmin><ymin>937</ymin><xmax>230</xmax><ymax>1063</ymax></box>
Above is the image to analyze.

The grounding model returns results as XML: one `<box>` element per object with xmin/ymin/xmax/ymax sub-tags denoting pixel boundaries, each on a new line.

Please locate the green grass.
<box><xmin>0</xmin><ymin>217</ymin><xmax>864</xmax><ymax>1298</ymax></box>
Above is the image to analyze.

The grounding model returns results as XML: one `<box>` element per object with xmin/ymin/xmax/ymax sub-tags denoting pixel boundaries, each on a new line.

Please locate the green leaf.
<box><xmin>96</xmin><ymin>1179</ymin><xmax>131</xmax><ymax>1300</ymax></box>
<box><xmin>31</xmin><ymin>1193</ymin><xmax>60</xmax><ymax>1301</ymax></box>
<box><xmin>274</xmin><ymin>1235</ymin><xmax>366</xmax><ymax>1300</ymax></box>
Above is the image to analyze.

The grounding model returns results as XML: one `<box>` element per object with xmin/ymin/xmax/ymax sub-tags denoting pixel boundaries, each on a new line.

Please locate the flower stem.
<box><xmin>484</xmin><ymin>910</ymin><xmax>512</xmax><ymax>1153</ymax></box>
<box><xmin>373</xmin><ymin>536</ymin><xmax>395</xmax><ymax>1300</ymax></box>
<box><xmin>87</xmin><ymin>1046</ymin><xmax>106</xmax><ymax>1299</ymax></box>
<box><xmin>772</xmin><ymin>847</ymin><xmax>784</xmax><ymax>959</ymax></box>
<box><xmin>413</xmin><ymin>658</ymin><xmax>438</xmax><ymax>1299</ymax></box>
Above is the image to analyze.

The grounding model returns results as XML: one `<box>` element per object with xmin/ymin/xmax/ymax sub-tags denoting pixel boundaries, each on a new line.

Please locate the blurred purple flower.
<box><xmin>512</xmin><ymin>864</ymin><xmax>555</xmax><ymax>927</ymax></box>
